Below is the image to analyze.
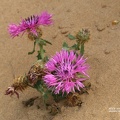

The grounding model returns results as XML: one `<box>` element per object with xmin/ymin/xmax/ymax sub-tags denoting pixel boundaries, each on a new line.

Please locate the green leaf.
<box><xmin>37</xmin><ymin>51</ymin><xmax>42</xmax><ymax>60</ymax></box>
<box><xmin>28</xmin><ymin>41</ymin><xmax>36</xmax><ymax>55</ymax></box>
<box><xmin>35</xmin><ymin>39</ymin><xmax>41</xmax><ymax>44</ymax></box>
<box><xmin>34</xmin><ymin>80</ymin><xmax>49</xmax><ymax>102</ymax></box>
<box><xmin>70</xmin><ymin>44</ymin><xmax>77</xmax><ymax>50</ymax></box>
<box><xmin>70</xmin><ymin>44</ymin><xmax>80</xmax><ymax>50</ymax></box>
<box><xmin>42</xmin><ymin>39</ymin><xmax>52</xmax><ymax>45</ymax></box>
<box><xmin>40</xmin><ymin>40</ymin><xmax>46</xmax><ymax>46</ymax></box>
<box><xmin>36</xmin><ymin>39</ymin><xmax>46</xmax><ymax>46</ymax></box>
<box><xmin>34</xmin><ymin>80</ymin><xmax>44</xmax><ymax>93</ymax></box>
<box><xmin>44</xmin><ymin>56</ymin><xmax>49</xmax><ymax>62</ymax></box>
<box><xmin>62</xmin><ymin>42</ymin><xmax>69</xmax><ymax>50</ymax></box>
<box><xmin>43</xmin><ymin>92</ymin><xmax>48</xmax><ymax>100</ymax></box>
<box><xmin>52</xmin><ymin>92</ymin><xmax>67</xmax><ymax>102</ymax></box>
<box><xmin>68</xmin><ymin>34</ymin><xmax>76</xmax><ymax>40</ymax></box>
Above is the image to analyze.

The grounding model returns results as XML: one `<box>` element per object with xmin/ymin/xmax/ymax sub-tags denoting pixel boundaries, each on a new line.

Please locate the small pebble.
<box><xmin>101</xmin><ymin>5</ymin><xmax>107</xmax><ymax>8</ymax></box>
<box><xmin>61</xmin><ymin>30</ymin><xmax>68</xmax><ymax>34</ymax></box>
<box><xmin>104</xmin><ymin>49</ymin><xmax>110</xmax><ymax>54</ymax></box>
<box><xmin>66</xmin><ymin>9</ymin><xmax>71</xmax><ymax>12</ymax></box>
<box><xmin>58</xmin><ymin>26</ymin><xmax>64</xmax><ymax>29</ymax></box>
<box><xmin>96</xmin><ymin>25</ymin><xmax>105</xmax><ymax>31</ymax></box>
<box><xmin>52</xmin><ymin>33</ymin><xmax>58</xmax><ymax>39</ymax></box>
<box><xmin>95</xmin><ymin>22</ymin><xmax>105</xmax><ymax>31</ymax></box>
<box><xmin>112</xmin><ymin>20</ymin><xmax>119</xmax><ymax>25</ymax></box>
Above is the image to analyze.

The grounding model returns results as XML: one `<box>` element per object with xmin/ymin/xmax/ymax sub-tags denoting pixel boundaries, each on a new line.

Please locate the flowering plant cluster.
<box><xmin>5</xmin><ymin>12</ymin><xmax>90</xmax><ymax>109</ymax></box>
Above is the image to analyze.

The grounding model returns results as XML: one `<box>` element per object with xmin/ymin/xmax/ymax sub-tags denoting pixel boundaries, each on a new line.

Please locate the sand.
<box><xmin>0</xmin><ymin>0</ymin><xmax>120</xmax><ymax>120</ymax></box>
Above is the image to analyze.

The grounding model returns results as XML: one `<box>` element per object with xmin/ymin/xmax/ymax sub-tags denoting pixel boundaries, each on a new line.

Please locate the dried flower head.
<box><xmin>44</xmin><ymin>50</ymin><xmax>89</xmax><ymax>94</ymax></box>
<box><xmin>66</xmin><ymin>92</ymin><xmax>82</xmax><ymax>107</ymax></box>
<box><xmin>8</xmin><ymin>12</ymin><xmax>53</xmax><ymax>37</ymax></box>
<box><xmin>27</xmin><ymin>60</ymin><xmax>46</xmax><ymax>85</ymax></box>
<box><xmin>5</xmin><ymin>76</ymin><xmax>28</xmax><ymax>98</ymax></box>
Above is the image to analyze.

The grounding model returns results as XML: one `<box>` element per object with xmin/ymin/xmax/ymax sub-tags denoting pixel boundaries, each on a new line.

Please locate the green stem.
<box><xmin>37</xmin><ymin>43</ymin><xmax>45</xmax><ymax>60</ymax></box>
<box><xmin>39</xmin><ymin>44</ymin><xmax>44</xmax><ymax>60</ymax></box>
<box><xmin>76</xmin><ymin>40</ymin><xmax>80</xmax><ymax>50</ymax></box>
<box><xmin>80</xmin><ymin>44</ymin><xmax>84</xmax><ymax>55</ymax></box>
<box><xmin>35</xmin><ymin>84</ymin><xmax>48</xmax><ymax>103</ymax></box>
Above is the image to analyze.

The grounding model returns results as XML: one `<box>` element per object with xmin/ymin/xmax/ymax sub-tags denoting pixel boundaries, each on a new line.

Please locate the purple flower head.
<box><xmin>8</xmin><ymin>24</ymin><xmax>21</xmax><ymax>37</ymax></box>
<box><xmin>20</xmin><ymin>15</ymin><xmax>40</xmax><ymax>36</ymax></box>
<box><xmin>8</xmin><ymin>12</ymin><xmax>53</xmax><ymax>37</ymax></box>
<box><xmin>44</xmin><ymin>50</ymin><xmax>89</xmax><ymax>94</ymax></box>
<box><xmin>38</xmin><ymin>12</ymin><xmax>53</xmax><ymax>25</ymax></box>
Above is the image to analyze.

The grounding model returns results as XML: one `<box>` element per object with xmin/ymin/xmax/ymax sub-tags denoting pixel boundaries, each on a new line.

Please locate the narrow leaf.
<box><xmin>36</xmin><ymin>39</ymin><xmax>41</xmax><ymax>44</ymax></box>
<box><xmin>36</xmin><ymin>39</ymin><xmax>46</xmax><ymax>46</ymax></box>
<box><xmin>68</xmin><ymin>34</ymin><xmax>76</xmax><ymax>40</ymax></box>
<box><xmin>37</xmin><ymin>51</ymin><xmax>42</xmax><ymax>60</ymax></box>
<box><xmin>44</xmin><ymin>56</ymin><xmax>49</xmax><ymax>62</ymax></box>
<box><xmin>42</xmin><ymin>39</ymin><xmax>52</xmax><ymax>45</ymax></box>
<box><xmin>70</xmin><ymin>44</ymin><xmax>77</xmax><ymax>50</ymax></box>
<box><xmin>62</xmin><ymin>42</ymin><xmax>69</xmax><ymax>50</ymax></box>
<box><xmin>28</xmin><ymin>41</ymin><xmax>36</xmax><ymax>54</ymax></box>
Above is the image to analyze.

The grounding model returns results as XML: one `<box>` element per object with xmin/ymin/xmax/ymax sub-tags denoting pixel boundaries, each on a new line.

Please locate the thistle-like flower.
<box><xmin>5</xmin><ymin>76</ymin><xmax>28</xmax><ymax>98</ymax></box>
<box><xmin>43</xmin><ymin>50</ymin><xmax>89</xmax><ymax>94</ymax></box>
<box><xmin>8</xmin><ymin>12</ymin><xmax>53</xmax><ymax>37</ymax></box>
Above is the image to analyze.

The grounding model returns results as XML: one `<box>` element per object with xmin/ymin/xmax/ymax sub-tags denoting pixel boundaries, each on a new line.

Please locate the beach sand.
<box><xmin>0</xmin><ymin>0</ymin><xmax>120</xmax><ymax>120</ymax></box>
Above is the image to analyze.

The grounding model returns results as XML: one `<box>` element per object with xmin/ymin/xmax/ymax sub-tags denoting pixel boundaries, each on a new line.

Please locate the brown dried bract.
<box><xmin>78</xmin><ymin>82</ymin><xmax>91</xmax><ymax>94</ymax></box>
<box><xmin>28</xmin><ymin>28</ymin><xmax>42</xmax><ymax>41</ymax></box>
<box><xmin>5</xmin><ymin>76</ymin><xmax>28</xmax><ymax>98</ymax></box>
<box><xmin>66</xmin><ymin>92</ymin><xmax>82</xmax><ymax>107</ymax></box>
<box><xmin>13</xmin><ymin>76</ymin><xmax>28</xmax><ymax>91</ymax></box>
<box><xmin>46</xmin><ymin>103</ymin><xmax>61</xmax><ymax>116</ymax></box>
<box><xmin>22</xmin><ymin>96</ymin><xmax>39</xmax><ymax>107</ymax></box>
<box><xmin>27</xmin><ymin>61</ymin><xmax>46</xmax><ymax>85</ymax></box>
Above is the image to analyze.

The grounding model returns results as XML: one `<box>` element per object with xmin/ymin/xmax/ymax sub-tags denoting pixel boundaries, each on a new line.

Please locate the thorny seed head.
<box><xmin>5</xmin><ymin>76</ymin><xmax>28</xmax><ymax>98</ymax></box>
<box><xmin>76</xmin><ymin>29</ymin><xmax>90</xmax><ymax>44</ymax></box>
<box><xmin>66</xmin><ymin>92</ymin><xmax>82</xmax><ymax>107</ymax></box>
<box><xmin>27</xmin><ymin>60</ymin><xmax>46</xmax><ymax>85</ymax></box>
<box><xmin>13</xmin><ymin>76</ymin><xmax>28</xmax><ymax>90</ymax></box>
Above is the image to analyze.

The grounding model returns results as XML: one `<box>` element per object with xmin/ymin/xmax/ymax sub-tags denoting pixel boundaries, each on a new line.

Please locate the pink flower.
<box><xmin>38</xmin><ymin>12</ymin><xmax>53</xmax><ymax>25</ymax></box>
<box><xmin>20</xmin><ymin>15</ymin><xmax>40</xmax><ymax>36</ymax></box>
<box><xmin>8</xmin><ymin>12</ymin><xmax>53</xmax><ymax>37</ymax></box>
<box><xmin>8</xmin><ymin>24</ymin><xmax>21</xmax><ymax>37</ymax></box>
<box><xmin>43</xmin><ymin>50</ymin><xmax>89</xmax><ymax>94</ymax></box>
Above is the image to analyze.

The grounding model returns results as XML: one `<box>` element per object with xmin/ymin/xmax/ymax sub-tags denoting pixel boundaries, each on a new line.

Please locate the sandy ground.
<box><xmin>0</xmin><ymin>0</ymin><xmax>120</xmax><ymax>120</ymax></box>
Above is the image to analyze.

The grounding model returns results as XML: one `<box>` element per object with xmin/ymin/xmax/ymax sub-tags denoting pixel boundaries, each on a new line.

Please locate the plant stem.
<box><xmin>76</xmin><ymin>40</ymin><xmax>80</xmax><ymax>50</ymax></box>
<box><xmin>37</xmin><ymin>43</ymin><xmax>45</xmax><ymax>61</ymax></box>
<box><xmin>39</xmin><ymin>43</ymin><xmax>44</xmax><ymax>60</ymax></box>
<box><xmin>80</xmin><ymin>44</ymin><xmax>84</xmax><ymax>56</ymax></box>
